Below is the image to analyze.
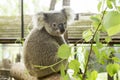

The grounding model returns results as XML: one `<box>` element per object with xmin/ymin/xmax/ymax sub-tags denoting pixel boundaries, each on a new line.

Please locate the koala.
<box><xmin>23</xmin><ymin>7</ymin><xmax>73</xmax><ymax>79</ymax></box>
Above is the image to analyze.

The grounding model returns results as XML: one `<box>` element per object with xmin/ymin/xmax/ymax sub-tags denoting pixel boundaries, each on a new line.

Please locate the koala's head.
<box><xmin>33</xmin><ymin>7</ymin><xmax>73</xmax><ymax>36</ymax></box>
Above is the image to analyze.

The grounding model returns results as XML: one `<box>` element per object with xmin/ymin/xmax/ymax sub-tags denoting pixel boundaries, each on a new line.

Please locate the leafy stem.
<box><xmin>33</xmin><ymin>59</ymin><xmax>65</xmax><ymax>71</ymax></box>
<box><xmin>82</xmin><ymin>7</ymin><xmax>107</xmax><ymax>80</ymax></box>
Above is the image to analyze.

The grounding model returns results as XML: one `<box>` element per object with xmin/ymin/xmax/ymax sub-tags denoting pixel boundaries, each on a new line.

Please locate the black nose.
<box><xmin>58</xmin><ymin>23</ymin><xmax>65</xmax><ymax>33</ymax></box>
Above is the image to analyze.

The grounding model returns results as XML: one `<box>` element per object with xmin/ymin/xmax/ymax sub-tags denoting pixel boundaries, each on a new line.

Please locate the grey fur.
<box><xmin>23</xmin><ymin>7</ymin><xmax>72</xmax><ymax>78</ymax></box>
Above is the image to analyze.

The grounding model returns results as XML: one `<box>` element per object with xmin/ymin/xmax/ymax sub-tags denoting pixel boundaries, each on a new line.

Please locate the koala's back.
<box><xmin>23</xmin><ymin>28</ymin><xmax>63</xmax><ymax>77</ymax></box>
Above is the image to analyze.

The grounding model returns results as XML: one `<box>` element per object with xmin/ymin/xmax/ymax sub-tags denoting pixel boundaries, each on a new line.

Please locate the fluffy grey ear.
<box><xmin>61</xmin><ymin>6</ymin><xmax>75</xmax><ymax>24</ymax></box>
<box><xmin>32</xmin><ymin>12</ymin><xmax>46</xmax><ymax>30</ymax></box>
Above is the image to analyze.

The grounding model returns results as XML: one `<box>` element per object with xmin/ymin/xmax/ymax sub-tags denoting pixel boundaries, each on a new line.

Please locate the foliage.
<box><xmin>82</xmin><ymin>29</ymin><xmax>93</xmax><ymax>42</ymax></box>
<box><xmin>86</xmin><ymin>71</ymin><xmax>98</xmax><ymax>80</ymax></box>
<box><xmin>106</xmin><ymin>63</ymin><xmax>120</xmax><ymax>77</ymax></box>
<box><xmin>103</xmin><ymin>11</ymin><xmax>120</xmax><ymax>36</ymax></box>
<box><xmin>68</xmin><ymin>60</ymin><xmax>80</xmax><ymax>76</ymax></box>
<box><xmin>57</xmin><ymin>0</ymin><xmax>120</xmax><ymax>80</ymax></box>
<box><xmin>57</xmin><ymin>44</ymin><xmax>71</xmax><ymax>59</ymax></box>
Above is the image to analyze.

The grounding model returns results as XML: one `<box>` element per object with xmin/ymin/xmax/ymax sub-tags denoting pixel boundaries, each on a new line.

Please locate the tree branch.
<box><xmin>82</xmin><ymin>7</ymin><xmax>107</xmax><ymax>80</ymax></box>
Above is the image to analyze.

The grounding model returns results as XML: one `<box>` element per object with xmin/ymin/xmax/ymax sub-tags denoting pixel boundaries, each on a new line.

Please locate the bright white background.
<box><xmin>0</xmin><ymin>0</ymin><xmax>99</xmax><ymax>16</ymax></box>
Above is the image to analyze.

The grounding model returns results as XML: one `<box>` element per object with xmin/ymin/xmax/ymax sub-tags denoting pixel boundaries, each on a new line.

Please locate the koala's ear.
<box><xmin>32</xmin><ymin>12</ymin><xmax>47</xmax><ymax>30</ymax></box>
<box><xmin>61</xmin><ymin>6</ymin><xmax>75</xmax><ymax>23</ymax></box>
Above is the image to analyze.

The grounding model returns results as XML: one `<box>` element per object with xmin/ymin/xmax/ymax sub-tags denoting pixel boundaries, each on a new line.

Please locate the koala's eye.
<box><xmin>53</xmin><ymin>23</ymin><xmax>56</xmax><ymax>27</ymax></box>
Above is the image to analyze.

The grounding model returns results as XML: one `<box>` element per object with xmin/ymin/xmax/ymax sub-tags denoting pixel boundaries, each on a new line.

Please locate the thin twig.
<box><xmin>82</xmin><ymin>7</ymin><xmax>107</xmax><ymax>80</ymax></box>
<box><xmin>33</xmin><ymin>59</ymin><xmax>65</xmax><ymax>70</ymax></box>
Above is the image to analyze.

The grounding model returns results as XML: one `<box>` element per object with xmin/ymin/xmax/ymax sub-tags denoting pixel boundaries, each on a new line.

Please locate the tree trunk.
<box><xmin>63</xmin><ymin>0</ymin><xmax>70</xmax><ymax>6</ymax></box>
<box><xmin>49</xmin><ymin>0</ymin><xmax>56</xmax><ymax>10</ymax></box>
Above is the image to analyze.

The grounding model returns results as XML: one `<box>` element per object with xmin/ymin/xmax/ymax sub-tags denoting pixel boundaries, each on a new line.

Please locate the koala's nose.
<box><xmin>58</xmin><ymin>23</ymin><xmax>65</xmax><ymax>33</ymax></box>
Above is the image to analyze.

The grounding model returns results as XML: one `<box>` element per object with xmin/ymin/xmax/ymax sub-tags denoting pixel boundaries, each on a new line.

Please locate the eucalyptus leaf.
<box><xmin>87</xmin><ymin>70</ymin><xmax>98</xmax><ymax>80</ymax></box>
<box><xmin>103</xmin><ymin>11</ymin><xmax>120</xmax><ymax>36</ymax></box>
<box><xmin>106</xmin><ymin>0</ymin><xmax>113</xmax><ymax>9</ymax></box>
<box><xmin>90</xmin><ymin>15</ymin><xmax>102</xmax><ymax>30</ymax></box>
<box><xmin>68</xmin><ymin>60</ymin><xmax>80</xmax><ymax>75</ymax></box>
<box><xmin>84</xmin><ymin>50</ymin><xmax>89</xmax><ymax>64</ymax></box>
<box><xmin>99</xmin><ymin>51</ymin><xmax>107</xmax><ymax>64</ymax></box>
<box><xmin>94</xmin><ymin>31</ymin><xmax>100</xmax><ymax>43</ymax></box>
<box><xmin>97</xmin><ymin>1</ymin><xmax>102</xmax><ymax>11</ymax></box>
<box><xmin>112</xmin><ymin>57</ymin><xmax>120</xmax><ymax>63</ymax></box>
<box><xmin>106</xmin><ymin>63</ymin><xmax>120</xmax><ymax>77</ymax></box>
<box><xmin>64</xmin><ymin>74</ymin><xmax>70</xmax><ymax>80</ymax></box>
<box><xmin>96</xmin><ymin>42</ymin><xmax>104</xmax><ymax>49</ymax></box>
<box><xmin>92</xmin><ymin>46</ymin><xmax>99</xmax><ymax>57</ymax></box>
<box><xmin>60</xmin><ymin>64</ymin><xmax>66</xmax><ymax>77</ymax></box>
<box><xmin>105</xmin><ymin>36</ymin><xmax>112</xmax><ymax>43</ymax></box>
<box><xmin>90</xmin><ymin>16</ymin><xmax>100</xmax><ymax>23</ymax></box>
<box><xmin>82</xmin><ymin>29</ymin><xmax>93</xmax><ymax>42</ymax></box>
<box><xmin>57</xmin><ymin>44</ymin><xmax>71</xmax><ymax>59</ymax></box>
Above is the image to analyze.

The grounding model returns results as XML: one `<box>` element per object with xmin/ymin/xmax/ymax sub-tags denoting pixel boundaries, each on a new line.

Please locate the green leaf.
<box><xmin>96</xmin><ymin>42</ymin><xmax>104</xmax><ymax>49</ymax></box>
<box><xmin>112</xmin><ymin>57</ymin><xmax>120</xmax><ymax>63</ymax></box>
<box><xmin>93</xmin><ymin>47</ymin><xmax>109</xmax><ymax>64</ymax></box>
<box><xmin>92</xmin><ymin>46</ymin><xmax>99</xmax><ymax>57</ymax></box>
<box><xmin>82</xmin><ymin>29</ymin><xmax>93</xmax><ymax>42</ymax></box>
<box><xmin>101</xmin><ymin>25</ymin><xmax>107</xmax><ymax>32</ymax></box>
<box><xmin>60</xmin><ymin>64</ymin><xmax>66</xmax><ymax>77</ymax></box>
<box><xmin>108</xmin><ymin>47</ymin><xmax>115</xmax><ymax>53</ymax></box>
<box><xmin>107</xmin><ymin>24</ymin><xmax>120</xmax><ymax>36</ymax></box>
<box><xmin>63</xmin><ymin>74</ymin><xmax>70</xmax><ymax>80</ymax></box>
<box><xmin>103</xmin><ymin>11</ymin><xmax>120</xmax><ymax>36</ymax></box>
<box><xmin>60</xmin><ymin>74</ymin><xmax>70</xmax><ymax>80</ymax></box>
<box><xmin>90</xmin><ymin>15</ymin><xmax>102</xmax><ymax>30</ymax></box>
<box><xmin>106</xmin><ymin>0</ymin><xmax>113</xmax><ymax>9</ymax></box>
<box><xmin>106</xmin><ymin>63</ymin><xmax>120</xmax><ymax>77</ymax></box>
<box><xmin>60</xmin><ymin>64</ymin><xmax>70</xmax><ymax>80</ymax></box>
<box><xmin>57</xmin><ymin>44</ymin><xmax>71</xmax><ymax>59</ymax></box>
<box><xmin>97</xmin><ymin>1</ymin><xmax>102</xmax><ymax>11</ymax></box>
<box><xmin>68</xmin><ymin>60</ymin><xmax>80</xmax><ymax>75</ymax></box>
<box><xmin>105</xmin><ymin>36</ymin><xmax>112</xmax><ymax>43</ymax></box>
<box><xmin>72</xmin><ymin>74</ymin><xmax>82</xmax><ymax>80</ymax></box>
<box><xmin>94</xmin><ymin>32</ymin><xmax>100</xmax><ymax>43</ymax></box>
<box><xmin>84</xmin><ymin>50</ymin><xmax>89</xmax><ymax>64</ymax></box>
<box><xmin>90</xmin><ymin>16</ymin><xmax>100</xmax><ymax>23</ymax></box>
<box><xmin>99</xmin><ymin>50</ymin><xmax>108</xmax><ymax>64</ymax></box>
<box><xmin>87</xmin><ymin>70</ymin><xmax>98</xmax><ymax>80</ymax></box>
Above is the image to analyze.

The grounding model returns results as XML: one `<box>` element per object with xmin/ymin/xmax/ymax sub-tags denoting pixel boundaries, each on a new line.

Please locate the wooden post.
<box><xmin>21</xmin><ymin>0</ymin><xmax>24</xmax><ymax>39</ymax></box>
<box><xmin>63</xmin><ymin>0</ymin><xmax>70</xmax><ymax>6</ymax></box>
<box><xmin>49</xmin><ymin>0</ymin><xmax>56</xmax><ymax>10</ymax></box>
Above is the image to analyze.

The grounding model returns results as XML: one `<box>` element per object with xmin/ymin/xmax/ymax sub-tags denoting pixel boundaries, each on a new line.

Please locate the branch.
<box><xmin>33</xmin><ymin>59</ymin><xmax>65</xmax><ymax>71</ymax></box>
<box><xmin>82</xmin><ymin>7</ymin><xmax>107</xmax><ymax>80</ymax></box>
